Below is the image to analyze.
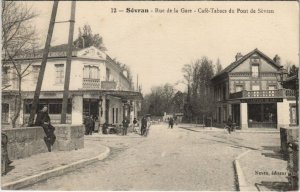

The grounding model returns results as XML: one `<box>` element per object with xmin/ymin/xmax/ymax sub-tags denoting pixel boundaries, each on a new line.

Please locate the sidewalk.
<box><xmin>1</xmin><ymin>139</ymin><xmax>110</xmax><ymax>190</ymax></box>
<box><xmin>85</xmin><ymin>132</ymin><xmax>144</xmax><ymax>140</ymax></box>
<box><xmin>237</xmin><ymin>147</ymin><xmax>289</xmax><ymax>191</ymax></box>
<box><xmin>178</xmin><ymin>124</ymin><xmax>279</xmax><ymax>133</ymax></box>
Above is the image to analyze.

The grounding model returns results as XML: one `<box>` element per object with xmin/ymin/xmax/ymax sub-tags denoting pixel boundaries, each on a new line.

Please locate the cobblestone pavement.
<box><xmin>24</xmin><ymin>124</ymin><xmax>281</xmax><ymax>191</ymax></box>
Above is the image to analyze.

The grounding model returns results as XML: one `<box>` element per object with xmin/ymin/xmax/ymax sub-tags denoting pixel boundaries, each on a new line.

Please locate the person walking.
<box><xmin>84</xmin><ymin>115</ymin><xmax>93</xmax><ymax>135</ymax></box>
<box><xmin>133</xmin><ymin>117</ymin><xmax>138</xmax><ymax>133</ymax></box>
<box><xmin>227</xmin><ymin>115</ymin><xmax>233</xmax><ymax>134</ymax></box>
<box><xmin>169</xmin><ymin>117</ymin><xmax>174</xmax><ymax>129</ymax></box>
<box><xmin>102</xmin><ymin>121</ymin><xmax>109</xmax><ymax>134</ymax></box>
<box><xmin>122</xmin><ymin>118</ymin><xmax>129</xmax><ymax>136</ymax></box>
<box><xmin>35</xmin><ymin>106</ymin><xmax>56</xmax><ymax>152</ymax></box>
<box><xmin>141</xmin><ymin>116</ymin><xmax>147</xmax><ymax>136</ymax></box>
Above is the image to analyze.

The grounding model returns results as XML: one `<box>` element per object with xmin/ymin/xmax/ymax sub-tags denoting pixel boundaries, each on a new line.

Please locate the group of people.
<box><xmin>83</xmin><ymin>115</ymin><xmax>99</xmax><ymax>135</ymax></box>
<box><xmin>101</xmin><ymin>118</ymin><xmax>130</xmax><ymax>136</ymax></box>
<box><xmin>132</xmin><ymin>117</ymin><xmax>150</xmax><ymax>136</ymax></box>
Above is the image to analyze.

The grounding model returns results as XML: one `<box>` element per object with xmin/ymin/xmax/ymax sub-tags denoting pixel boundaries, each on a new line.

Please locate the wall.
<box><xmin>2</xmin><ymin>124</ymin><xmax>84</xmax><ymax>160</ymax></box>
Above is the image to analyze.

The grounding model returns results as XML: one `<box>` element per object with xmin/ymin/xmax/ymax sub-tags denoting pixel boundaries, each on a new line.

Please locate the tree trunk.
<box><xmin>11</xmin><ymin>76</ymin><xmax>22</xmax><ymax>128</ymax></box>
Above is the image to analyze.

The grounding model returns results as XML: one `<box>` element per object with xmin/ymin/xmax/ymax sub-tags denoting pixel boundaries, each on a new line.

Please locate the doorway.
<box><xmin>232</xmin><ymin>104</ymin><xmax>240</xmax><ymax>126</ymax></box>
<box><xmin>83</xmin><ymin>99</ymin><xmax>99</xmax><ymax>118</ymax></box>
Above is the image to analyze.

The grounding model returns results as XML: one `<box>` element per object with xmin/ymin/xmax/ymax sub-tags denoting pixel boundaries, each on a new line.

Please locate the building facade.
<box><xmin>211</xmin><ymin>49</ymin><xmax>297</xmax><ymax>129</ymax></box>
<box><xmin>2</xmin><ymin>45</ymin><xmax>142</xmax><ymax>126</ymax></box>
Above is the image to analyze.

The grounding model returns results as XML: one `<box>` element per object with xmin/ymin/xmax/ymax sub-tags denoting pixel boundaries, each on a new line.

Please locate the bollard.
<box><xmin>287</xmin><ymin>141</ymin><xmax>298</xmax><ymax>190</ymax></box>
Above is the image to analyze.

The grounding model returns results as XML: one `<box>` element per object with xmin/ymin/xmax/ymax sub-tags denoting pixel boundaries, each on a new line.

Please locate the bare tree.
<box><xmin>2</xmin><ymin>1</ymin><xmax>38</xmax><ymax>127</ymax></box>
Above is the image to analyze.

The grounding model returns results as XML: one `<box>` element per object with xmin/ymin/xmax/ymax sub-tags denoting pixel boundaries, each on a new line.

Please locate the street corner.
<box><xmin>235</xmin><ymin>148</ymin><xmax>290</xmax><ymax>191</ymax></box>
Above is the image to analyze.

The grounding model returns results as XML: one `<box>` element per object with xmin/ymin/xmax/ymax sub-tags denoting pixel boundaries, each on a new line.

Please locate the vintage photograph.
<box><xmin>1</xmin><ymin>0</ymin><xmax>299</xmax><ymax>191</ymax></box>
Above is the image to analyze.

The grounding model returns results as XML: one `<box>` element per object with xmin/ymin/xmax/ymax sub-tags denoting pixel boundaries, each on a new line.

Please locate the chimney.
<box><xmin>235</xmin><ymin>52</ymin><xmax>243</xmax><ymax>61</ymax></box>
<box><xmin>273</xmin><ymin>54</ymin><xmax>281</xmax><ymax>65</ymax></box>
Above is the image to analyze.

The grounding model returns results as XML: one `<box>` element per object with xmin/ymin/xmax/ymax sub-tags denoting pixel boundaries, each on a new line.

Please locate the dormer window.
<box><xmin>251</xmin><ymin>64</ymin><xmax>259</xmax><ymax>77</ymax></box>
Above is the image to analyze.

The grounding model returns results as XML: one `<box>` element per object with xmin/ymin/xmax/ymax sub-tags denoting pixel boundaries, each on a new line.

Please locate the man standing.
<box><xmin>35</xmin><ymin>106</ymin><xmax>56</xmax><ymax>152</ymax></box>
<box><xmin>1</xmin><ymin>133</ymin><xmax>12</xmax><ymax>175</ymax></box>
<box><xmin>169</xmin><ymin>117</ymin><xmax>174</xmax><ymax>129</ymax></box>
<box><xmin>122</xmin><ymin>118</ymin><xmax>129</xmax><ymax>136</ymax></box>
<box><xmin>141</xmin><ymin>116</ymin><xmax>147</xmax><ymax>136</ymax></box>
<box><xmin>227</xmin><ymin>115</ymin><xmax>233</xmax><ymax>134</ymax></box>
<box><xmin>84</xmin><ymin>115</ymin><xmax>93</xmax><ymax>135</ymax></box>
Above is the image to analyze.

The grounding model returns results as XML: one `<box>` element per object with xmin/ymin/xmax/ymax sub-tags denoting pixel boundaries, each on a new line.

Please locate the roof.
<box><xmin>212</xmin><ymin>48</ymin><xmax>282</xmax><ymax>80</ymax></box>
<box><xmin>39</xmin><ymin>44</ymin><xmax>82</xmax><ymax>53</ymax></box>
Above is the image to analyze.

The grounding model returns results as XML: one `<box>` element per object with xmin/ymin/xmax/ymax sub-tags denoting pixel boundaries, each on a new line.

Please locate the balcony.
<box><xmin>101</xmin><ymin>81</ymin><xmax>117</xmax><ymax>90</ymax></box>
<box><xmin>230</xmin><ymin>89</ymin><xmax>296</xmax><ymax>99</ymax></box>
<box><xmin>82</xmin><ymin>78</ymin><xmax>100</xmax><ymax>89</ymax></box>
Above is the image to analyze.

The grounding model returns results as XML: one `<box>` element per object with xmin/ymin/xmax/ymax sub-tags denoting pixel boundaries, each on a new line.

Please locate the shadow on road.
<box><xmin>261</xmin><ymin>146</ymin><xmax>285</xmax><ymax>160</ymax></box>
<box><xmin>255</xmin><ymin>181</ymin><xmax>289</xmax><ymax>191</ymax></box>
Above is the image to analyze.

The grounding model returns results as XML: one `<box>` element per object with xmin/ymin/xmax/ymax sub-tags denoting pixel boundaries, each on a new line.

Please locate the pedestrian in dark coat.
<box><xmin>227</xmin><ymin>115</ymin><xmax>233</xmax><ymax>134</ymax></box>
<box><xmin>35</xmin><ymin>106</ymin><xmax>56</xmax><ymax>152</ymax></box>
<box><xmin>102</xmin><ymin>122</ymin><xmax>108</xmax><ymax>134</ymax></box>
<box><xmin>1</xmin><ymin>133</ymin><xmax>12</xmax><ymax>175</ymax></box>
<box><xmin>122</xmin><ymin>118</ymin><xmax>129</xmax><ymax>135</ymax></box>
<box><xmin>84</xmin><ymin>115</ymin><xmax>93</xmax><ymax>135</ymax></box>
<box><xmin>169</xmin><ymin>117</ymin><xmax>174</xmax><ymax>128</ymax></box>
<box><xmin>141</xmin><ymin>116</ymin><xmax>147</xmax><ymax>136</ymax></box>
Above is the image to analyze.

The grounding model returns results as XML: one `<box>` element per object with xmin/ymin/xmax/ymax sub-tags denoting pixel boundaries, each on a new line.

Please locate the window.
<box><xmin>2</xmin><ymin>103</ymin><xmax>9</xmax><ymax>123</ymax></box>
<box><xmin>106</xmin><ymin>68</ymin><xmax>110</xmax><ymax>81</ymax></box>
<box><xmin>55</xmin><ymin>64</ymin><xmax>64</xmax><ymax>84</ymax></box>
<box><xmin>268</xmin><ymin>85</ymin><xmax>276</xmax><ymax>90</ymax></box>
<box><xmin>83</xmin><ymin>65</ymin><xmax>99</xmax><ymax>79</ymax></box>
<box><xmin>290</xmin><ymin>105</ymin><xmax>297</xmax><ymax>125</ymax></box>
<box><xmin>32</xmin><ymin>65</ymin><xmax>40</xmax><ymax>81</ymax></box>
<box><xmin>252</xmin><ymin>85</ymin><xmax>260</xmax><ymax>91</ymax></box>
<box><xmin>222</xmin><ymin>86</ymin><xmax>226</xmax><ymax>100</ymax></box>
<box><xmin>235</xmin><ymin>85</ymin><xmax>243</xmax><ymax>92</ymax></box>
<box><xmin>112</xmin><ymin>108</ymin><xmax>115</xmax><ymax>123</ymax></box>
<box><xmin>251</xmin><ymin>64</ymin><xmax>259</xmax><ymax>77</ymax></box>
<box><xmin>2</xmin><ymin>66</ymin><xmax>10</xmax><ymax>85</ymax></box>
<box><xmin>116</xmin><ymin>108</ymin><xmax>118</xmax><ymax>123</ymax></box>
<box><xmin>24</xmin><ymin>99</ymin><xmax>72</xmax><ymax>114</ymax></box>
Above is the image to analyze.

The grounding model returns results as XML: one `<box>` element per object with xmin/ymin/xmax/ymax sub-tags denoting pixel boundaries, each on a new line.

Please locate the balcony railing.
<box><xmin>229</xmin><ymin>89</ymin><xmax>296</xmax><ymax>99</ymax></box>
<box><xmin>101</xmin><ymin>81</ymin><xmax>117</xmax><ymax>90</ymax></box>
<box><xmin>82</xmin><ymin>78</ymin><xmax>100</xmax><ymax>89</ymax></box>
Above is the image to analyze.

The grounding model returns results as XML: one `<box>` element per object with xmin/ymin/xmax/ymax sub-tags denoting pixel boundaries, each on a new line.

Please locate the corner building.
<box><xmin>211</xmin><ymin>49</ymin><xmax>297</xmax><ymax>129</ymax></box>
<box><xmin>2</xmin><ymin>45</ymin><xmax>142</xmax><ymax>126</ymax></box>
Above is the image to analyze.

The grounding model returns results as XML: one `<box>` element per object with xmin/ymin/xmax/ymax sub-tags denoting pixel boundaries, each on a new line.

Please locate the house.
<box><xmin>211</xmin><ymin>49</ymin><xmax>297</xmax><ymax>129</ymax></box>
<box><xmin>2</xmin><ymin>45</ymin><xmax>142</xmax><ymax>126</ymax></box>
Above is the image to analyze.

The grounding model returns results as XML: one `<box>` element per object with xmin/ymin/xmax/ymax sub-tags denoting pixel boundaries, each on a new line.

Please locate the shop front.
<box><xmin>248</xmin><ymin>103</ymin><xmax>277</xmax><ymax>128</ymax></box>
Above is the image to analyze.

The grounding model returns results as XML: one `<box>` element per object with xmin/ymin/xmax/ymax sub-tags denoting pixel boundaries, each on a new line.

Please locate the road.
<box><xmin>24</xmin><ymin>124</ymin><xmax>276</xmax><ymax>191</ymax></box>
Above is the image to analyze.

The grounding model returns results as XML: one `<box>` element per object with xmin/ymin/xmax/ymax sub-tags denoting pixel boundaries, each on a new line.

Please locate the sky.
<box><xmin>26</xmin><ymin>1</ymin><xmax>299</xmax><ymax>94</ymax></box>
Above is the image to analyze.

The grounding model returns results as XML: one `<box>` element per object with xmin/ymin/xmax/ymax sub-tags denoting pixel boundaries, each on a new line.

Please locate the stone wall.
<box><xmin>2</xmin><ymin>124</ymin><xmax>84</xmax><ymax>160</ymax></box>
<box><xmin>280</xmin><ymin>127</ymin><xmax>299</xmax><ymax>157</ymax></box>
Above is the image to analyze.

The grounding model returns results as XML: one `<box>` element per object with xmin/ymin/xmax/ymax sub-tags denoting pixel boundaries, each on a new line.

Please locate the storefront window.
<box><xmin>24</xmin><ymin>99</ymin><xmax>71</xmax><ymax>114</ymax></box>
<box><xmin>248</xmin><ymin>103</ymin><xmax>277</xmax><ymax>128</ymax></box>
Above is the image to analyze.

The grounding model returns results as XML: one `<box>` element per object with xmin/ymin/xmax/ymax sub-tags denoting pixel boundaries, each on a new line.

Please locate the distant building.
<box><xmin>211</xmin><ymin>49</ymin><xmax>297</xmax><ymax>129</ymax></box>
<box><xmin>2</xmin><ymin>45</ymin><xmax>142</xmax><ymax>126</ymax></box>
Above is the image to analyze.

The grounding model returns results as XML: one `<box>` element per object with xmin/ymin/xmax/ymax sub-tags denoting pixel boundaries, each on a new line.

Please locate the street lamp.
<box><xmin>275</xmin><ymin>67</ymin><xmax>288</xmax><ymax>85</ymax></box>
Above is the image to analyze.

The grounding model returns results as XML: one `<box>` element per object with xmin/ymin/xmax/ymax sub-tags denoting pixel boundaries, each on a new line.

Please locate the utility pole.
<box><xmin>61</xmin><ymin>1</ymin><xmax>76</xmax><ymax>124</ymax></box>
<box><xmin>28</xmin><ymin>1</ymin><xmax>59</xmax><ymax>125</ymax></box>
